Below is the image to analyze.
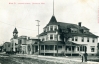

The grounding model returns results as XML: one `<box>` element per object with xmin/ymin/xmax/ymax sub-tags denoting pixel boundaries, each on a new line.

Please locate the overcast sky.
<box><xmin>0</xmin><ymin>0</ymin><xmax>99</xmax><ymax>45</ymax></box>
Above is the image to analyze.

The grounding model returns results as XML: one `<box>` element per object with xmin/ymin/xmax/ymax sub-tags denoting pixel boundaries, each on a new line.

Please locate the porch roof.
<box><xmin>65</xmin><ymin>41</ymin><xmax>86</xmax><ymax>46</ymax></box>
<box><xmin>40</xmin><ymin>41</ymin><xmax>65</xmax><ymax>45</ymax></box>
<box><xmin>39</xmin><ymin>41</ymin><xmax>85</xmax><ymax>46</ymax></box>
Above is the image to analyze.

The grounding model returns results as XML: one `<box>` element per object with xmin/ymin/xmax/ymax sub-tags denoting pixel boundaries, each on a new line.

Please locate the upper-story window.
<box><xmin>46</xmin><ymin>35</ymin><xmax>48</xmax><ymax>41</ymax></box>
<box><xmin>54</xmin><ymin>34</ymin><xmax>57</xmax><ymax>40</ymax></box>
<box><xmin>50</xmin><ymin>34</ymin><xmax>53</xmax><ymax>40</ymax></box>
<box><xmin>43</xmin><ymin>29</ymin><xmax>46</xmax><ymax>32</ymax></box>
<box><xmin>54</xmin><ymin>26</ymin><xmax>57</xmax><ymax>31</ymax></box>
<box><xmin>72</xmin><ymin>37</ymin><xmax>74</xmax><ymax>41</ymax></box>
<box><xmin>42</xmin><ymin>38</ymin><xmax>45</xmax><ymax>41</ymax></box>
<box><xmin>75</xmin><ymin>37</ymin><xmax>78</xmax><ymax>41</ymax></box>
<box><xmin>47</xmin><ymin>26</ymin><xmax>49</xmax><ymax>31</ymax></box>
<box><xmin>50</xmin><ymin>26</ymin><xmax>53</xmax><ymax>31</ymax></box>
<box><xmin>92</xmin><ymin>38</ymin><xmax>95</xmax><ymax>43</ymax></box>
<box><xmin>87</xmin><ymin>37</ymin><xmax>89</xmax><ymax>42</ymax></box>
<box><xmin>82</xmin><ymin>37</ymin><xmax>84</xmax><ymax>42</ymax></box>
<box><xmin>90</xmin><ymin>46</ymin><xmax>95</xmax><ymax>52</ymax></box>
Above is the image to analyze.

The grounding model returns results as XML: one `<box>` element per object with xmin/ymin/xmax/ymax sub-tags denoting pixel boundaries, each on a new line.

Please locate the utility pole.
<box><xmin>36</xmin><ymin>20</ymin><xmax>40</xmax><ymax>55</ymax></box>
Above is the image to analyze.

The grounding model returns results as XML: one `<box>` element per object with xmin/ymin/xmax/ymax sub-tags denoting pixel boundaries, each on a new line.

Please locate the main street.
<box><xmin>0</xmin><ymin>54</ymin><xmax>98</xmax><ymax>64</ymax></box>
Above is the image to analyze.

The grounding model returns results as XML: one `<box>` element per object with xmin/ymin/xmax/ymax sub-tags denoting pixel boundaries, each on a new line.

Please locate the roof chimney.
<box><xmin>78</xmin><ymin>22</ymin><xmax>81</xmax><ymax>27</ymax></box>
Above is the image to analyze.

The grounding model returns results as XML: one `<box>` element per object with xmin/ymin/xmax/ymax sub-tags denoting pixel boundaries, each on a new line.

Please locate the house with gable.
<box><xmin>38</xmin><ymin>15</ymin><xmax>98</xmax><ymax>56</ymax></box>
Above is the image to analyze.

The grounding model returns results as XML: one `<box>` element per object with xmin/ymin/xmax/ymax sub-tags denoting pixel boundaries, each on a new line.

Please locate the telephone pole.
<box><xmin>36</xmin><ymin>20</ymin><xmax>40</xmax><ymax>55</ymax></box>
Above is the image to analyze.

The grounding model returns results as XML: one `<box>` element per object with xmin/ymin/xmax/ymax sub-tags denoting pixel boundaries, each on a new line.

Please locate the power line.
<box><xmin>0</xmin><ymin>21</ymin><xmax>42</xmax><ymax>31</ymax></box>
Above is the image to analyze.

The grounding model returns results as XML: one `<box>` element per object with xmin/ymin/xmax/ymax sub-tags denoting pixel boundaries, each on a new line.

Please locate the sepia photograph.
<box><xmin>0</xmin><ymin>0</ymin><xmax>99</xmax><ymax>64</ymax></box>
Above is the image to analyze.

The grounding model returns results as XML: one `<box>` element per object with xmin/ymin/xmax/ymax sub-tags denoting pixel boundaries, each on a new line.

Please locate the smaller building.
<box><xmin>18</xmin><ymin>36</ymin><xmax>39</xmax><ymax>54</ymax></box>
<box><xmin>3</xmin><ymin>42</ymin><xmax>12</xmax><ymax>54</ymax></box>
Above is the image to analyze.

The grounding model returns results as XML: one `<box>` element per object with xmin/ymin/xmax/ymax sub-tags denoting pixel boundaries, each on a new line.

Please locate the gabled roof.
<box><xmin>57</xmin><ymin>22</ymin><xmax>89</xmax><ymax>30</ymax></box>
<box><xmin>13</xmin><ymin>28</ymin><xmax>18</xmax><ymax>33</ymax></box>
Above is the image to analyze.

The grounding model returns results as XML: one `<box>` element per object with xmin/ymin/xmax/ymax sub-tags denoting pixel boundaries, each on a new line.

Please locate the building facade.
<box><xmin>38</xmin><ymin>15</ymin><xmax>98</xmax><ymax>56</ymax></box>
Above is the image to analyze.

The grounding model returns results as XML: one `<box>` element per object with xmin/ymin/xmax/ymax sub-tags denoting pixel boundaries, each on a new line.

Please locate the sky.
<box><xmin>0</xmin><ymin>0</ymin><xmax>99</xmax><ymax>45</ymax></box>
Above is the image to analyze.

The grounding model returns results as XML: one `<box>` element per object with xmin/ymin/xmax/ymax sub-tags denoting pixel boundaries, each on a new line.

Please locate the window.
<box><xmin>19</xmin><ymin>40</ymin><xmax>22</xmax><ymax>44</ymax></box>
<box><xmin>50</xmin><ymin>26</ymin><xmax>53</xmax><ymax>31</ymax></box>
<box><xmin>91</xmin><ymin>46</ymin><xmax>95</xmax><ymax>52</ymax></box>
<box><xmin>46</xmin><ymin>35</ymin><xmax>48</xmax><ymax>41</ymax></box>
<box><xmin>41</xmin><ymin>45</ymin><xmax>44</xmax><ymax>50</ymax></box>
<box><xmin>42</xmin><ymin>38</ymin><xmax>44</xmax><ymax>41</ymax></box>
<box><xmin>72</xmin><ymin>37</ymin><xmax>74</xmax><ymax>41</ymax></box>
<box><xmin>82</xmin><ymin>37</ymin><xmax>84</xmax><ymax>42</ymax></box>
<box><xmin>43</xmin><ymin>29</ymin><xmax>46</xmax><ymax>32</ymax></box>
<box><xmin>47</xmin><ymin>26</ymin><xmax>49</xmax><ymax>31</ymax></box>
<box><xmin>8</xmin><ymin>44</ymin><xmax>10</xmax><ymax>47</ymax></box>
<box><xmin>49</xmin><ymin>45</ymin><xmax>54</xmax><ymax>50</ymax></box>
<box><xmin>54</xmin><ymin>26</ymin><xmax>57</xmax><ymax>31</ymax></box>
<box><xmin>87</xmin><ymin>37</ymin><xmax>89</xmax><ymax>42</ymax></box>
<box><xmin>75</xmin><ymin>37</ymin><xmax>78</xmax><ymax>41</ymax></box>
<box><xmin>77</xmin><ymin>47</ymin><xmax>79</xmax><ymax>51</ymax></box>
<box><xmin>71</xmin><ymin>28</ymin><xmax>77</xmax><ymax>33</ymax></box>
<box><xmin>54</xmin><ymin>35</ymin><xmax>57</xmax><ymax>40</ymax></box>
<box><xmin>83</xmin><ymin>30</ymin><xmax>89</xmax><ymax>33</ymax></box>
<box><xmin>92</xmin><ymin>38</ymin><xmax>95</xmax><ymax>43</ymax></box>
<box><xmin>45</xmin><ymin>45</ymin><xmax>53</xmax><ymax>50</ymax></box>
<box><xmin>55</xmin><ymin>45</ymin><xmax>57</xmax><ymax>50</ymax></box>
<box><xmin>58</xmin><ymin>46</ymin><xmax>62</xmax><ymax>49</ymax></box>
<box><xmin>50</xmin><ymin>34</ymin><xmax>53</xmax><ymax>40</ymax></box>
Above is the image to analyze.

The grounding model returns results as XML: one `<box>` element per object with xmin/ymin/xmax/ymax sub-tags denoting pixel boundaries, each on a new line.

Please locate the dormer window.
<box><xmin>83</xmin><ymin>30</ymin><xmax>89</xmax><ymax>33</ymax></box>
<box><xmin>71</xmin><ymin>28</ymin><xmax>77</xmax><ymax>33</ymax></box>
<box><xmin>80</xmin><ymin>29</ymin><xmax>89</xmax><ymax>33</ymax></box>
<box><xmin>50</xmin><ymin>26</ymin><xmax>53</xmax><ymax>31</ymax></box>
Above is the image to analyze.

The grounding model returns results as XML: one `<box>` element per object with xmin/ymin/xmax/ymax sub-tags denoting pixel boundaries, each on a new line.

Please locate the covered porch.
<box><xmin>39</xmin><ymin>41</ymin><xmax>87</xmax><ymax>56</ymax></box>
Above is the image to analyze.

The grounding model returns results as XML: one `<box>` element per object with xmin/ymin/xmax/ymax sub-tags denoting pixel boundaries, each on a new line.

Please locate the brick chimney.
<box><xmin>78</xmin><ymin>22</ymin><xmax>81</xmax><ymax>27</ymax></box>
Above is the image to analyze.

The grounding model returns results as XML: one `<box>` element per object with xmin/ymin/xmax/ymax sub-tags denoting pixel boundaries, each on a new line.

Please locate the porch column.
<box><xmin>34</xmin><ymin>45</ymin><xmax>35</xmax><ymax>53</ymax></box>
<box><xmin>65</xmin><ymin>45</ymin><xmax>66</xmax><ymax>56</ymax></box>
<box><xmin>71</xmin><ymin>45</ymin><xmax>72</xmax><ymax>56</ymax></box>
<box><xmin>79</xmin><ymin>46</ymin><xmax>80</xmax><ymax>56</ymax></box>
<box><xmin>84</xmin><ymin>46</ymin><xmax>85</xmax><ymax>52</ymax></box>
<box><xmin>82</xmin><ymin>45</ymin><xmax>83</xmax><ymax>51</ymax></box>
<box><xmin>26</xmin><ymin>45</ymin><xmax>28</xmax><ymax>54</ymax></box>
<box><xmin>30</xmin><ymin>44</ymin><xmax>32</xmax><ymax>54</ymax></box>
<box><xmin>44</xmin><ymin>45</ymin><xmax>45</xmax><ymax>56</ymax></box>
<box><xmin>32</xmin><ymin>45</ymin><xmax>34</xmax><ymax>54</ymax></box>
<box><xmin>39</xmin><ymin>45</ymin><xmax>41</xmax><ymax>55</ymax></box>
<box><xmin>76</xmin><ymin>46</ymin><xmax>78</xmax><ymax>51</ymax></box>
<box><xmin>53</xmin><ymin>45</ymin><xmax>55</xmax><ymax>56</ymax></box>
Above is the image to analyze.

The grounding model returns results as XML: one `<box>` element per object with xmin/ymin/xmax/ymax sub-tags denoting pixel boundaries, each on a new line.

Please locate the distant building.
<box><xmin>18</xmin><ymin>36</ymin><xmax>39</xmax><ymax>54</ymax></box>
<box><xmin>3</xmin><ymin>42</ymin><xmax>11</xmax><ymax>53</ymax></box>
<box><xmin>2</xmin><ymin>28</ymin><xmax>39</xmax><ymax>54</ymax></box>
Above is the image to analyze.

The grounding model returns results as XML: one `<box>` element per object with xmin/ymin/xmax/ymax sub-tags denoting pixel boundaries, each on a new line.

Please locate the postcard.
<box><xmin>0</xmin><ymin>0</ymin><xmax>99</xmax><ymax>64</ymax></box>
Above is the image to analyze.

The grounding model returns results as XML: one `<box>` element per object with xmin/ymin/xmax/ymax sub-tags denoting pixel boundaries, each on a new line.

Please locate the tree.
<box><xmin>57</xmin><ymin>26</ymin><xmax>74</xmax><ymax>56</ymax></box>
<box><xmin>96</xmin><ymin>43</ymin><xmax>99</xmax><ymax>56</ymax></box>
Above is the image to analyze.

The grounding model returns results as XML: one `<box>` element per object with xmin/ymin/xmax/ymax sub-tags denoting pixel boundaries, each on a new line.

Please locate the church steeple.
<box><xmin>13</xmin><ymin>27</ymin><xmax>18</xmax><ymax>34</ymax></box>
<box><xmin>13</xmin><ymin>27</ymin><xmax>18</xmax><ymax>39</ymax></box>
